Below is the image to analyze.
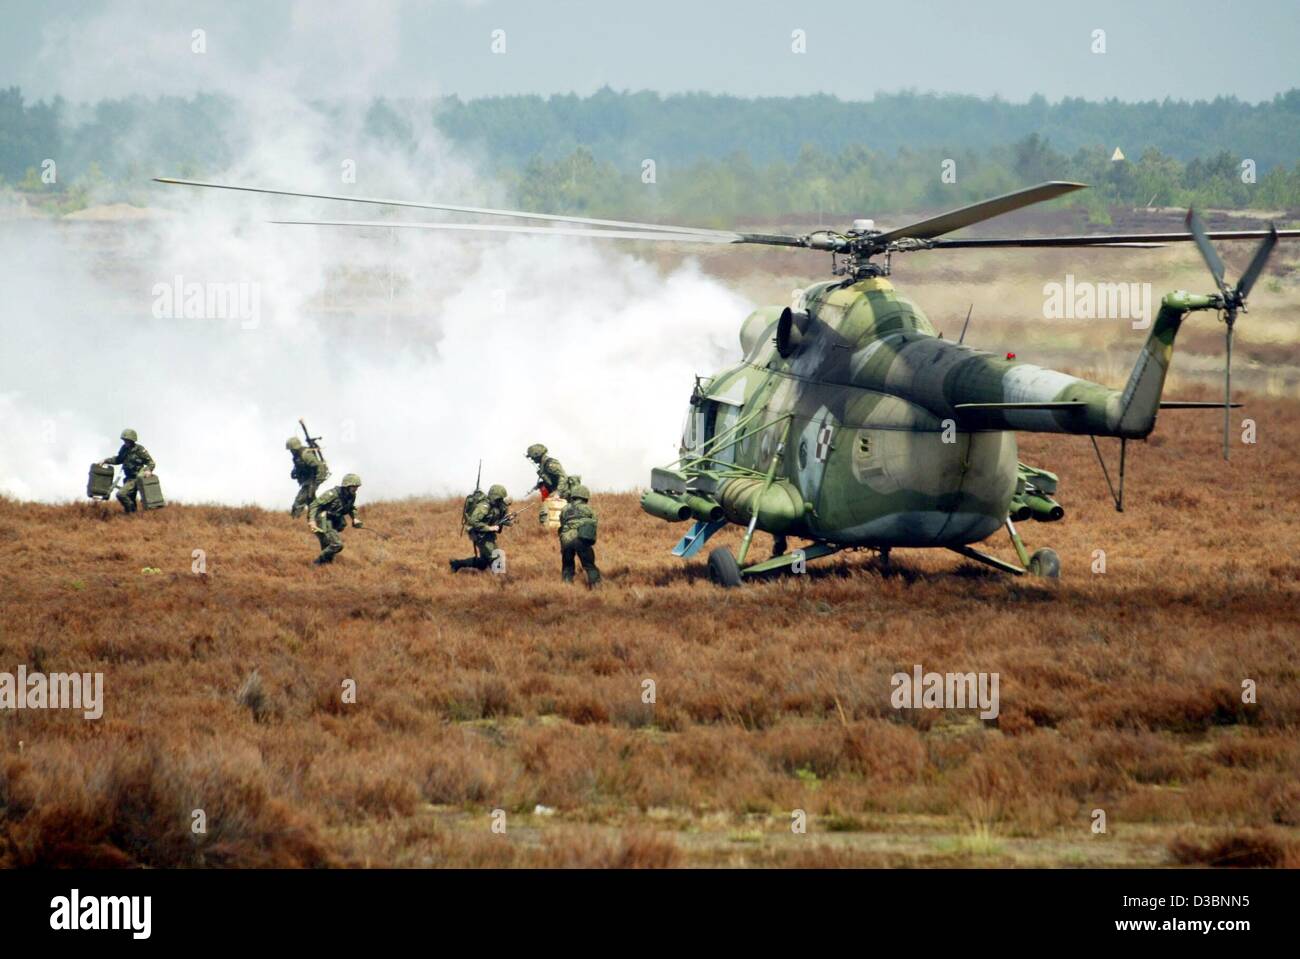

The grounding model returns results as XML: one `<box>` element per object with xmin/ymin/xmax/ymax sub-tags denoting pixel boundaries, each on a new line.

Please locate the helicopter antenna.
<box><xmin>957</xmin><ymin>304</ymin><xmax>973</xmax><ymax>345</ymax></box>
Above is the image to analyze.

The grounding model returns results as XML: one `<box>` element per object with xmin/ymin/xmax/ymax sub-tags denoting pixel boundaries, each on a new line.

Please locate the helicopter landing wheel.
<box><xmin>1027</xmin><ymin>547</ymin><xmax>1060</xmax><ymax>579</ymax></box>
<box><xmin>708</xmin><ymin>546</ymin><xmax>743</xmax><ymax>588</ymax></box>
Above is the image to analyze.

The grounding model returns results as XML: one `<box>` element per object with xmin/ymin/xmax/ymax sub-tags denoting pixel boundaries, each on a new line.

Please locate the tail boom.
<box><xmin>945</xmin><ymin>291</ymin><xmax>1217</xmax><ymax>438</ymax></box>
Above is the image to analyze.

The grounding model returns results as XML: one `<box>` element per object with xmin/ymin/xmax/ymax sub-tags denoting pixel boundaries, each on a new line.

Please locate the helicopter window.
<box><xmin>703</xmin><ymin>400</ymin><xmax>720</xmax><ymax>442</ymax></box>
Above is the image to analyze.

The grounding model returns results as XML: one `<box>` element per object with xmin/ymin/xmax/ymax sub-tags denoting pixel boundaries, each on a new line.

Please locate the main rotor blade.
<box><xmin>929</xmin><ymin>228</ymin><xmax>1300</xmax><ymax>249</ymax></box>
<box><xmin>874</xmin><ymin>181</ymin><xmax>1087</xmax><ymax>243</ymax></box>
<box><xmin>1235</xmin><ymin>224</ymin><xmax>1278</xmax><ymax>299</ymax></box>
<box><xmin>1186</xmin><ymin>208</ymin><xmax>1227</xmax><ymax>292</ymax></box>
<box><xmin>269</xmin><ymin>218</ymin><xmax>743</xmax><ymax>243</ymax></box>
<box><xmin>154</xmin><ymin>176</ymin><xmax>738</xmax><ymax>237</ymax></box>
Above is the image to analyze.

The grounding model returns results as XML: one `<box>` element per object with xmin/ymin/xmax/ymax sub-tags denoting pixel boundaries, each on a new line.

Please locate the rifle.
<box><xmin>299</xmin><ymin>417</ymin><xmax>327</xmax><ymax>458</ymax></box>
<box><xmin>460</xmin><ymin>459</ymin><xmax>482</xmax><ymax>536</ymax></box>
<box><xmin>499</xmin><ymin>500</ymin><xmax>540</xmax><ymax>529</ymax></box>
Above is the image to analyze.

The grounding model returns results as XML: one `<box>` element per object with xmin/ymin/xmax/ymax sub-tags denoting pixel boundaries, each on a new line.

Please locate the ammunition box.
<box><xmin>542</xmin><ymin>496</ymin><xmax>567</xmax><ymax>529</ymax></box>
<box><xmin>87</xmin><ymin>463</ymin><xmax>115</xmax><ymax>499</ymax></box>
<box><xmin>140</xmin><ymin>474</ymin><xmax>167</xmax><ymax>510</ymax></box>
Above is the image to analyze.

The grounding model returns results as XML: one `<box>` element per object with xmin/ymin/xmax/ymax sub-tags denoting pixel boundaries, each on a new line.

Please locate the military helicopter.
<box><xmin>156</xmin><ymin>176</ymin><xmax>1297</xmax><ymax>584</ymax></box>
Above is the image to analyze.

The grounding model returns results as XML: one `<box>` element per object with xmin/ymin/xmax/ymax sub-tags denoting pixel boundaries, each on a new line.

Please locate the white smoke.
<box><xmin>0</xmin><ymin>2</ymin><xmax>750</xmax><ymax>507</ymax></box>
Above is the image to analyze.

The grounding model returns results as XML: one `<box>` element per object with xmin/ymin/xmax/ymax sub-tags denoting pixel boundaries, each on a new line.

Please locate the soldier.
<box><xmin>99</xmin><ymin>428</ymin><xmax>155</xmax><ymax>514</ymax></box>
<box><xmin>286</xmin><ymin>436</ymin><xmax>328</xmax><ymax>518</ymax></box>
<box><xmin>558</xmin><ymin>484</ymin><xmax>601</xmax><ymax>586</ymax></box>
<box><xmin>450</xmin><ymin>484</ymin><xmax>511</xmax><ymax>572</ymax></box>
<box><xmin>526</xmin><ymin>443</ymin><xmax>568</xmax><ymax>498</ymax></box>
<box><xmin>308</xmin><ymin>473</ymin><xmax>363</xmax><ymax>565</ymax></box>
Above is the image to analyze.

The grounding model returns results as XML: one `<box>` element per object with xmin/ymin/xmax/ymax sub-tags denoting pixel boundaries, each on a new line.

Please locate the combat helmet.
<box><xmin>568</xmin><ymin>484</ymin><xmax>590</xmax><ymax>502</ymax></box>
<box><xmin>120</xmin><ymin>428</ymin><xmax>138</xmax><ymax>442</ymax></box>
<box><xmin>341</xmin><ymin>473</ymin><xmax>362</xmax><ymax>488</ymax></box>
<box><xmin>286</xmin><ymin>436</ymin><xmax>303</xmax><ymax>450</ymax></box>
<box><xmin>488</xmin><ymin>483</ymin><xmax>509</xmax><ymax>502</ymax></box>
<box><xmin>525</xmin><ymin>443</ymin><xmax>547</xmax><ymax>461</ymax></box>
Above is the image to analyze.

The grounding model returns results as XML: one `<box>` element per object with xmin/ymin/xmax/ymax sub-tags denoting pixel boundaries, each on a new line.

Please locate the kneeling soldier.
<box><xmin>99</xmin><ymin>428</ymin><xmax>155</xmax><ymax>514</ymax></box>
<box><xmin>558</xmin><ymin>484</ymin><xmax>601</xmax><ymax>585</ymax></box>
<box><xmin>308</xmin><ymin>473</ymin><xmax>363</xmax><ymax>565</ymax></box>
<box><xmin>286</xmin><ymin>436</ymin><xmax>328</xmax><ymax>518</ymax></box>
<box><xmin>451</xmin><ymin>484</ymin><xmax>510</xmax><ymax>572</ymax></box>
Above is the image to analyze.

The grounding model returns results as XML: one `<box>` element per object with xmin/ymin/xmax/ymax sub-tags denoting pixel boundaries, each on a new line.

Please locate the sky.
<box><xmin>1</xmin><ymin>0</ymin><xmax>1297</xmax><ymax>104</ymax></box>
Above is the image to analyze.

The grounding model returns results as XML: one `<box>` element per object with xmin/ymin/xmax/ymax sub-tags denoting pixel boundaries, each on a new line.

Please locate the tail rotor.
<box><xmin>1185</xmin><ymin>210</ymin><xmax>1278</xmax><ymax>460</ymax></box>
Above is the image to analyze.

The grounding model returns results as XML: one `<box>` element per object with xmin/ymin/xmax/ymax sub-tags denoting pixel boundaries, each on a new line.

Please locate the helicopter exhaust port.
<box><xmin>776</xmin><ymin>307</ymin><xmax>811</xmax><ymax>358</ymax></box>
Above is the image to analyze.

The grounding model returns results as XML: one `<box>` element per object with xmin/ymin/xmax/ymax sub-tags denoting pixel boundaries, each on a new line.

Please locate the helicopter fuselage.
<box><xmin>675</xmin><ymin>276</ymin><xmax>1186</xmax><ymax>548</ymax></box>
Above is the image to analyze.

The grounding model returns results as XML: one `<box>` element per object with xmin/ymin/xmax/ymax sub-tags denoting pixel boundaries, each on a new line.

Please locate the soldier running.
<box><xmin>450</xmin><ymin>484</ymin><xmax>511</xmax><ymax>572</ymax></box>
<box><xmin>98</xmin><ymin>428</ymin><xmax>155</xmax><ymax>514</ymax></box>
<box><xmin>526</xmin><ymin>443</ymin><xmax>568</xmax><ymax>498</ymax></box>
<box><xmin>558</xmin><ymin>484</ymin><xmax>601</xmax><ymax>585</ymax></box>
<box><xmin>286</xmin><ymin>436</ymin><xmax>328</xmax><ymax>518</ymax></box>
<box><xmin>308</xmin><ymin>473</ymin><xmax>363</xmax><ymax>565</ymax></box>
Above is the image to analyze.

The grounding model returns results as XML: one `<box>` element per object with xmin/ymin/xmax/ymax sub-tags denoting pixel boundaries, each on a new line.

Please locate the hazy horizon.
<box><xmin>2</xmin><ymin>0</ymin><xmax>1298</xmax><ymax>105</ymax></box>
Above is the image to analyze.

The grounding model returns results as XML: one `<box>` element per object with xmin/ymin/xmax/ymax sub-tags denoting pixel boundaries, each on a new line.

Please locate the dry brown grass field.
<box><xmin>3</xmin><ymin>400</ymin><xmax>1299</xmax><ymax>868</ymax></box>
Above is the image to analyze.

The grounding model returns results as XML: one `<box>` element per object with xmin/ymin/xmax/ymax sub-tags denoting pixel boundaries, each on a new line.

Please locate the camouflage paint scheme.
<box><xmin>663</xmin><ymin>278</ymin><xmax>1205</xmax><ymax>549</ymax></box>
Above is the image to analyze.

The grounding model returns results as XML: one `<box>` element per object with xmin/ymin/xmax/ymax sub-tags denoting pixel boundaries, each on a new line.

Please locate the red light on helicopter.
<box><xmin>1006</xmin><ymin>352</ymin><xmax>1016</xmax><ymax>360</ymax></box>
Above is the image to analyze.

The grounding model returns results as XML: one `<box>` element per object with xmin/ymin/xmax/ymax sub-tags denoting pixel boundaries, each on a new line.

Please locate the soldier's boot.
<box><xmin>313</xmin><ymin>553</ymin><xmax>333</xmax><ymax>565</ymax></box>
<box><xmin>562</xmin><ymin>570</ymin><xmax>575</xmax><ymax>584</ymax></box>
<box><xmin>771</xmin><ymin>535</ymin><xmax>788</xmax><ymax>558</ymax></box>
<box><xmin>450</xmin><ymin>558</ymin><xmax>471</xmax><ymax>572</ymax></box>
<box><xmin>585</xmin><ymin>566</ymin><xmax>602</xmax><ymax>587</ymax></box>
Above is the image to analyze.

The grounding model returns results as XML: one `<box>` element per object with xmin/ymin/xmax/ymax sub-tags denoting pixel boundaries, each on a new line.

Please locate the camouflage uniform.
<box><xmin>451</xmin><ymin>485</ymin><xmax>510</xmax><ymax>571</ymax></box>
<box><xmin>526</xmin><ymin>444</ymin><xmax>568</xmax><ymax>496</ymax></box>
<box><xmin>308</xmin><ymin>476</ymin><xmax>362</xmax><ymax>564</ymax></box>
<box><xmin>558</xmin><ymin>486</ymin><xmax>601</xmax><ymax>585</ymax></box>
<box><xmin>287</xmin><ymin>438</ymin><xmax>328</xmax><ymax>518</ymax></box>
<box><xmin>102</xmin><ymin>434</ymin><xmax>155</xmax><ymax>513</ymax></box>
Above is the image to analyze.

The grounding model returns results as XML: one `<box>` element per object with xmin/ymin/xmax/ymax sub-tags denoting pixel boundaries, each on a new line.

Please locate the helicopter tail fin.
<box><xmin>1113</xmin><ymin>291</ymin><xmax>1219</xmax><ymax>437</ymax></box>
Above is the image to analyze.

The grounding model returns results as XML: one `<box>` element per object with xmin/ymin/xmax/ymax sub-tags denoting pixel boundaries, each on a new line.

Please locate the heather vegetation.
<box><xmin>3</xmin><ymin>400</ymin><xmax>1297</xmax><ymax>867</ymax></box>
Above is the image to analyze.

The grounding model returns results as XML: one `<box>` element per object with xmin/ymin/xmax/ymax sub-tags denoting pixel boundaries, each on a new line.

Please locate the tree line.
<box><xmin>2</xmin><ymin>87</ymin><xmax>1297</xmax><ymax>221</ymax></box>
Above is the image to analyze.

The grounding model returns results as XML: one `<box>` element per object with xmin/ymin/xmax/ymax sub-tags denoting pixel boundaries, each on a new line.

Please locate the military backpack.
<box><xmin>462</xmin><ymin>490</ymin><xmax>487</xmax><ymax>527</ymax></box>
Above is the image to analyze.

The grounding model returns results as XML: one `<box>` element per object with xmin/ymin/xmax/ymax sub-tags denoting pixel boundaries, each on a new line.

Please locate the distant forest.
<box><xmin>3</xmin><ymin>87</ymin><xmax>1299</xmax><ymax>222</ymax></box>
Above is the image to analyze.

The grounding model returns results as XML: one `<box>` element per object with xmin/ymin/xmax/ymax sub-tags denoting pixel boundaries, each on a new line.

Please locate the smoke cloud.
<box><xmin>0</xmin><ymin>2</ymin><xmax>751</xmax><ymax>506</ymax></box>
